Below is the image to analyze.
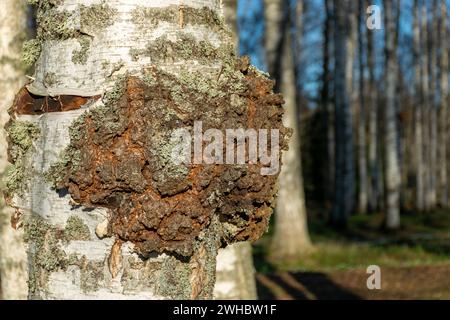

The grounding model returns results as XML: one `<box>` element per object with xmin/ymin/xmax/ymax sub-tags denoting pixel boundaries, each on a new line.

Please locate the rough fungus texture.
<box><xmin>48</xmin><ymin>58</ymin><xmax>290</xmax><ymax>257</ymax></box>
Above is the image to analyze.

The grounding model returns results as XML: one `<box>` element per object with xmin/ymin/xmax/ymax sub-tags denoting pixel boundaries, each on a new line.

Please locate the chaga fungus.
<box><xmin>47</xmin><ymin>57</ymin><xmax>290</xmax><ymax>257</ymax></box>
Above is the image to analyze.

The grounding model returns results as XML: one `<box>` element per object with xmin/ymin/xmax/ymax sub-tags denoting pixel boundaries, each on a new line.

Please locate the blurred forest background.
<box><xmin>0</xmin><ymin>0</ymin><xmax>450</xmax><ymax>300</ymax></box>
<box><xmin>234</xmin><ymin>0</ymin><xmax>450</xmax><ymax>299</ymax></box>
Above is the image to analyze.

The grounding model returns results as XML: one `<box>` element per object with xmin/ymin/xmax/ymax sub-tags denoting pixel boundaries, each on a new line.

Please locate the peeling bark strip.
<box><xmin>7</xmin><ymin>0</ymin><xmax>287</xmax><ymax>300</ymax></box>
<box><xmin>11</xmin><ymin>87</ymin><xmax>100</xmax><ymax>115</ymax></box>
<box><xmin>47</xmin><ymin>62</ymin><xmax>289</xmax><ymax>258</ymax></box>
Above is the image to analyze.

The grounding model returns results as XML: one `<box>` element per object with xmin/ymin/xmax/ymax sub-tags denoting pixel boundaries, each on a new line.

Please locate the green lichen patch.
<box><xmin>63</xmin><ymin>254</ymin><xmax>105</xmax><ymax>293</ymax></box>
<box><xmin>130</xmin><ymin>33</ymin><xmax>235</xmax><ymax>64</ymax></box>
<box><xmin>43</xmin><ymin>72</ymin><xmax>59</xmax><ymax>87</ymax></box>
<box><xmin>26</xmin><ymin>0</ymin><xmax>117</xmax><ymax>68</ymax></box>
<box><xmin>131</xmin><ymin>6</ymin><xmax>231</xmax><ymax>38</ymax></box>
<box><xmin>22</xmin><ymin>39</ymin><xmax>42</xmax><ymax>67</ymax></box>
<box><xmin>72</xmin><ymin>36</ymin><xmax>91</xmax><ymax>65</ymax></box>
<box><xmin>156</xmin><ymin>255</ymin><xmax>191</xmax><ymax>299</ymax></box>
<box><xmin>6</xmin><ymin>121</ymin><xmax>40</xmax><ymax>160</ymax></box>
<box><xmin>23</xmin><ymin>214</ymin><xmax>68</xmax><ymax>297</ymax></box>
<box><xmin>24</xmin><ymin>214</ymin><xmax>98</xmax><ymax>296</ymax></box>
<box><xmin>103</xmin><ymin>75</ymin><xmax>127</xmax><ymax>107</ymax></box>
<box><xmin>64</xmin><ymin>215</ymin><xmax>91</xmax><ymax>241</ymax></box>
<box><xmin>79</xmin><ymin>2</ymin><xmax>118</xmax><ymax>35</ymax></box>
<box><xmin>36</xmin><ymin>4</ymin><xmax>77</xmax><ymax>41</ymax></box>
<box><xmin>4</xmin><ymin>121</ymin><xmax>40</xmax><ymax>197</ymax></box>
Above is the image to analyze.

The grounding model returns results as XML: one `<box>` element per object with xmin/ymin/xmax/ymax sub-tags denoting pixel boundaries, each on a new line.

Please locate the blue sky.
<box><xmin>237</xmin><ymin>0</ymin><xmax>449</xmax><ymax>108</ymax></box>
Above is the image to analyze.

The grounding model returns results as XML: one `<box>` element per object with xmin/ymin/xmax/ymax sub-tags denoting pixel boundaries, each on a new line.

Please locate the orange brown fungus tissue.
<box><xmin>17</xmin><ymin>57</ymin><xmax>291</xmax><ymax>257</ymax></box>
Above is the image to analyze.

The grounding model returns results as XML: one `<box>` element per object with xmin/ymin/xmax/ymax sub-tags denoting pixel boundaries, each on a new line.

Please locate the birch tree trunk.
<box><xmin>384</xmin><ymin>0</ymin><xmax>401</xmax><ymax>229</ymax></box>
<box><xmin>357</xmin><ymin>0</ymin><xmax>368</xmax><ymax>214</ymax></box>
<box><xmin>421</xmin><ymin>4</ymin><xmax>432</xmax><ymax>211</ymax></box>
<box><xmin>438</xmin><ymin>0</ymin><xmax>449</xmax><ymax>207</ymax></box>
<box><xmin>428</xmin><ymin>0</ymin><xmax>439</xmax><ymax>209</ymax></box>
<box><xmin>323</xmin><ymin>0</ymin><xmax>335</xmax><ymax>207</ymax></box>
<box><xmin>213</xmin><ymin>0</ymin><xmax>257</xmax><ymax>300</ymax></box>
<box><xmin>331</xmin><ymin>0</ymin><xmax>356</xmax><ymax>227</ymax></box>
<box><xmin>0</xmin><ymin>0</ymin><xmax>28</xmax><ymax>300</ymax></box>
<box><xmin>265</xmin><ymin>0</ymin><xmax>312</xmax><ymax>261</ymax></box>
<box><xmin>214</xmin><ymin>242</ymin><xmax>257</xmax><ymax>299</ymax></box>
<box><xmin>5</xmin><ymin>0</ymin><xmax>286</xmax><ymax>300</ymax></box>
<box><xmin>413</xmin><ymin>0</ymin><xmax>425</xmax><ymax>212</ymax></box>
<box><xmin>367</xmin><ymin>0</ymin><xmax>379</xmax><ymax>212</ymax></box>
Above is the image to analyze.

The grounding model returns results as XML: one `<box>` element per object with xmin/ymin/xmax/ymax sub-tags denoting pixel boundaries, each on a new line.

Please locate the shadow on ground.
<box><xmin>257</xmin><ymin>264</ymin><xmax>450</xmax><ymax>300</ymax></box>
<box><xmin>256</xmin><ymin>272</ymin><xmax>361</xmax><ymax>300</ymax></box>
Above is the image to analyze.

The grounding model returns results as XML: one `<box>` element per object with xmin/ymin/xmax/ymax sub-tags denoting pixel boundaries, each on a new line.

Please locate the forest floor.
<box><xmin>255</xmin><ymin>211</ymin><xmax>450</xmax><ymax>300</ymax></box>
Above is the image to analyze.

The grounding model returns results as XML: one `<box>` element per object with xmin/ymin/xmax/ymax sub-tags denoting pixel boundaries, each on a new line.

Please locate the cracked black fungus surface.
<box><xmin>52</xmin><ymin>59</ymin><xmax>290</xmax><ymax>257</ymax></box>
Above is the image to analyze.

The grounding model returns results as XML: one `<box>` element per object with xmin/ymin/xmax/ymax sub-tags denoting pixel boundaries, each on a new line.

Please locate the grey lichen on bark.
<box><xmin>4</xmin><ymin>121</ymin><xmax>40</xmax><ymax>197</ymax></box>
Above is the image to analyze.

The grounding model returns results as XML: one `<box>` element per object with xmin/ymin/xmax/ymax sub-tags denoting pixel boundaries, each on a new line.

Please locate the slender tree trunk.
<box><xmin>214</xmin><ymin>0</ymin><xmax>257</xmax><ymax>300</ymax></box>
<box><xmin>265</xmin><ymin>0</ymin><xmax>312</xmax><ymax>261</ymax></box>
<box><xmin>6</xmin><ymin>0</ymin><xmax>285</xmax><ymax>299</ymax></box>
<box><xmin>357</xmin><ymin>0</ymin><xmax>368</xmax><ymax>214</ymax></box>
<box><xmin>421</xmin><ymin>4</ymin><xmax>432</xmax><ymax>211</ymax></box>
<box><xmin>384</xmin><ymin>0</ymin><xmax>401</xmax><ymax>229</ymax></box>
<box><xmin>428</xmin><ymin>0</ymin><xmax>439</xmax><ymax>209</ymax></box>
<box><xmin>367</xmin><ymin>0</ymin><xmax>379</xmax><ymax>212</ymax></box>
<box><xmin>331</xmin><ymin>0</ymin><xmax>356</xmax><ymax>227</ymax></box>
<box><xmin>438</xmin><ymin>0</ymin><xmax>449</xmax><ymax>207</ymax></box>
<box><xmin>323</xmin><ymin>0</ymin><xmax>335</xmax><ymax>207</ymax></box>
<box><xmin>0</xmin><ymin>0</ymin><xmax>29</xmax><ymax>300</ymax></box>
<box><xmin>414</xmin><ymin>0</ymin><xmax>425</xmax><ymax>212</ymax></box>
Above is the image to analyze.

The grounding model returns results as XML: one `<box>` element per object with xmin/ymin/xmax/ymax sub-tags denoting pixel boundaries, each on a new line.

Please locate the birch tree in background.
<box><xmin>0</xmin><ymin>0</ymin><xmax>28</xmax><ymax>300</ymax></box>
<box><xmin>331</xmin><ymin>0</ymin><xmax>356</xmax><ymax>227</ymax></box>
<box><xmin>414</xmin><ymin>0</ymin><xmax>425</xmax><ymax>212</ymax></box>
<box><xmin>438</xmin><ymin>0</ymin><xmax>449</xmax><ymax>207</ymax></box>
<box><xmin>322</xmin><ymin>0</ymin><xmax>335</xmax><ymax>206</ymax></box>
<box><xmin>5</xmin><ymin>0</ymin><xmax>286</xmax><ymax>299</ymax></box>
<box><xmin>357</xmin><ymin>0</ymin><xmax>368</xmax><ymax>214</ymax></box>
<box><xmin>429</xmin><ymin>0</ymin><xmax>439</xmax><ymax>209</ymax></box>
<box><xmin>265</xmin><ymin>0</ymin><xmax>312</xmax><ymax>261</ymax></box>
<box><xmin>214</xmin><ymin>0</ymin><xmax>257</xmax><ymax>300</ymax></box>
<box><xmin>384</xmin><ymin>0</ymin><xmax>401</xmax><ymax>229</ymax></box>
<box><xmin>421</xmin><ymin>3</ymin><xmax>433</xmax><ymax>211</ymax></box>
<box><xmin>367</xmin><ymin>0</ymin><xmax>380</xmax><ymax>213</ymax></box>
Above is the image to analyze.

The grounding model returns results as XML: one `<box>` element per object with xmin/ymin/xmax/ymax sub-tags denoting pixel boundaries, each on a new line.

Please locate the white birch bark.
<box><xmin>324</xmin><ymin>0</ymin><xmax>335</xmax><ymax>205</ymax></box>
<box><xmin>429</xmin><ymin>0</ymin><xmax>439</xmax><ymax>209</ymax></box>
<box><xmin>331</xmin><ymin>0</ymin><xmax>356</xmax><ymax>226</ymax></box>
<box><xmin>438</xmin><ymin>0</ymin><xmax>449</xmax><ymax>207</ymax></box>
<box><xmin>7</xmin><ymin>0</ymin><xmax>236</xmax><ymax>300</ymax></box>
<box><xmin>0</xmin><ymin>0</ymin><xmax>28</xmax><ymax>300</ymax></box>
<box><xmin>265</xmin><ymin>0</ymin><xmax>311</xmax><ymax>262</ymax></box>
<box><xmin>384</xmin><ymin>0</ymin><xmax>401</xmax><ymax>229</ymax></box>
<box><xmin>421</xmin><ymin>4</ymin><xmax>432</xmax><ymax>211</ymax></box>
<box><xmin>213</xmin><ymin>242</ymin><xmax>257</xmax><ymax>300</ymax></box>
<box><xmin>367</xmin><ymin>0</ymin><xmax>379</xmax><ymax>212</ymax></box>
<box><xmin>357</xmin><ymin>0</ymin><xmax>368</xmax><ymax>214</ymax></box>
<box><xmin>414</xmin><ymin>0</ymin><xmax>425</xmax><ymax>212</ymax></box>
